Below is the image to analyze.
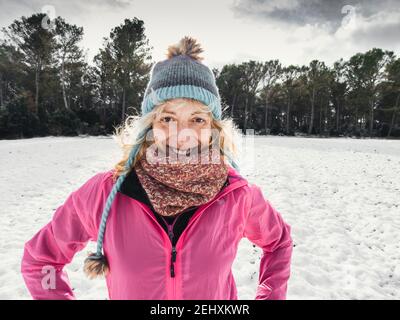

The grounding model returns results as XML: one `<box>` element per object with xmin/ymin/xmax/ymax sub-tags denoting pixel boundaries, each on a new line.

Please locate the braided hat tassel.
<box><xmin>83</xmin><ymin>128</ymin><xmax>149</xmax><ymax>279</ymax></box>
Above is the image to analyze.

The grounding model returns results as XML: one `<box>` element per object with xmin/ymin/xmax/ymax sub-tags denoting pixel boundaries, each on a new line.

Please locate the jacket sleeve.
<box><xmin>243</xmin><ymin>184</ymin><xmax>293</xmax><ymax>300</ymax></box>
<box><xmin>20</xmin><ymin>172</ymin><xmax>108</xmax><ymax>300</ymax></box>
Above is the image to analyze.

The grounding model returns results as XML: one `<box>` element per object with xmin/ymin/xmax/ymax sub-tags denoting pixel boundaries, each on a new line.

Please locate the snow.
<box><xmin>1</xmin><ymin>135</ymin><xmax>399</xmax><ymax>299</ymax></box>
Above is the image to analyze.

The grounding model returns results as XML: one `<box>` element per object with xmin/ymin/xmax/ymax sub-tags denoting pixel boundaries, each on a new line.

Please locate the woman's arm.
<box><xmin>20</xmin><ymin>172</ymin><xmax>107</xmax><ymax>299</ymax></box>
<box><xmin>243</xmin><ymin>184</ymin><xmax>293</xmax><ymax>300</ymax></box>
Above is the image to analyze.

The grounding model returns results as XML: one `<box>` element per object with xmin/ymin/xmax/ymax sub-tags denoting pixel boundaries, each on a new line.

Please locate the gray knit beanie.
<box><xmin>141</xmin><ymin>36</ymin><xmax>222</xmax><ymax>120</ymax></box>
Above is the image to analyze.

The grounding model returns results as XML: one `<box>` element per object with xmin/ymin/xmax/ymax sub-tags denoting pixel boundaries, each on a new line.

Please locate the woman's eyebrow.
<box><xmin>190</xmin><ymin>111</ymin><xmax>209</xmax><ymax>115</ymax></box>
<box><xmin>160</xmin><ymin>110</ymin><xmax>208</xmax><ymax>116</ymax></box>
<box><xmin>160</xmin><ymin>111</ymin><xmax>176</xmax><ymax>115</ymax></box>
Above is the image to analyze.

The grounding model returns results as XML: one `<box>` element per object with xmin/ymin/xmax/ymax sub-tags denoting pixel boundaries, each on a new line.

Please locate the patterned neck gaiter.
<box><xmin>135</xmin><ymin>145</ymin><xmax>229</xmax><ymax>217</ymax></box>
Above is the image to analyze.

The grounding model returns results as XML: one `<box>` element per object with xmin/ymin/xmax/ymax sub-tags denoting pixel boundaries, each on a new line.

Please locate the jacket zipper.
<box><xmin>163</xmin><ymin>217</ymin><xmax>177</xmax><ymax>298</ymax></box>
<box><xmin>133</xmin><ymin>175</ymin><xmax>248</xmax><ymax>299</ymax></box>
<box><xmin>159</xmin><ymin>212</ymin><xmax>185</xmax><ymax>278</ymax></box>
<box><xmin>158</xmin><ymin>206</ymin><xmax>195</xmax><ymax>300</ymax></box>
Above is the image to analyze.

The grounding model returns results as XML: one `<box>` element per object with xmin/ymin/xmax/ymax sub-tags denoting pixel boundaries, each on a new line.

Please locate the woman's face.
<box><xmin>151</xmin><ymin>98</ymin><xmax>212</xmax><ymax>154</ymax></box>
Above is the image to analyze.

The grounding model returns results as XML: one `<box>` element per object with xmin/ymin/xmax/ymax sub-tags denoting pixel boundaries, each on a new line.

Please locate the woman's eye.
<box><xmin>160</xmin><ymin>116</ymin><xmax>175</xmax><ymax>123</ymax></box>
<box><xmin>193</xmin><ymin>118</ymin><xmax>206</xmax><ymax>123</ymax></box>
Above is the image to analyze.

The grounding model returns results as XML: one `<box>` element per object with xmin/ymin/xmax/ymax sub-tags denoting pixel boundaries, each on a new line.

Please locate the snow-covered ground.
<box><xmin>1</xmin><ymin>135</ymin><xmax>399</xmax><ymax>299</ymax></box>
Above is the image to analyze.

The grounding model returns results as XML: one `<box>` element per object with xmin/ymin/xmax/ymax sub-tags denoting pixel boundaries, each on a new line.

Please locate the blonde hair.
<box><xmin>111</xmin><ymin>98</ymin><xmax>241</xmax><ymax>182</ymax></box>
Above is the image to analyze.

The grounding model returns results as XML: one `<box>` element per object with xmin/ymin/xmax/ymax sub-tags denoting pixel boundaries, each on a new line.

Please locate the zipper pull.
<box><xmin>172</xmin><ymin>247</ymin><xmax>177</xmax><ymax>262</ymax></box>
<box><xmin>170</xmin><ymin>246</ymin><xmax>177</xmax><ymax>277</ymax></box>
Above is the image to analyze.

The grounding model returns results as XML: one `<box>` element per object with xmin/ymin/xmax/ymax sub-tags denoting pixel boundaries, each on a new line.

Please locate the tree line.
<box><xmin>1</xmin><ymin>13</ymin><xmax>399</xmax><ymax>139</ymax></box>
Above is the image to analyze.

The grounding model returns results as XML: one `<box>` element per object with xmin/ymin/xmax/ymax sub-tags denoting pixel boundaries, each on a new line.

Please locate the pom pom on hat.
<box><xmin>166</xmin><ymin>36</ymin><xmax>204</xmax><ymax>61</ymax></box>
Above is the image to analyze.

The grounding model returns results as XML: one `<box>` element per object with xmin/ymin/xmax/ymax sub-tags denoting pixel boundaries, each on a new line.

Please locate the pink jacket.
<box><xmin>21</xmin><ymin>167</ymin><xmax>293</xmax><ymax>300</ymax></box>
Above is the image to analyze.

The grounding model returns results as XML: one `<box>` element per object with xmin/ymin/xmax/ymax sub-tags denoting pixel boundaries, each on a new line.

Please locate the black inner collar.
<box><xmin>118</xmin><ymin>167</ymin><xmax>230</xmax><ymax>222</ymax></box>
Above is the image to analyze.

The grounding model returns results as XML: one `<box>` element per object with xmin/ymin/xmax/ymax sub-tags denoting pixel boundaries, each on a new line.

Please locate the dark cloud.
<box><xmin>0</xmin><ymin>0</ymin><xmax>134</xmax><ymax>32</ymax></box>
<box><xmin>0</xmin><ymin>0</ymin><xmax>133</xmax><ymax>9</ymax></box>
<box><xmin>349</xmin><ymin>16</ymin><xmax>400</xmax><ymax>48</ymax></box>
<box><xmin>230</xmin><ymin>0</ymin><xmax>400</xmax><ymax>32</ymax></box>
<box><xmin>0</xmin><ymin>0</ymin><xmax>133</xmax><ymax>22</ymax></box>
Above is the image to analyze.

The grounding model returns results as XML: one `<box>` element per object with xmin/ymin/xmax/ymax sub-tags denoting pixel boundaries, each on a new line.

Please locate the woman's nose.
<box><xmin>177</xmin><ymin>128</ymin><xmax>196</xmax><ymax>145</ymax></box>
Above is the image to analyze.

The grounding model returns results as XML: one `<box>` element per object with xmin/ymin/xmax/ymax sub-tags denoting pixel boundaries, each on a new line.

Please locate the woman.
<box><xmin>21</xmin><ymin>36</ymin><xmax>293</xmax><ymax>300</ymax></box>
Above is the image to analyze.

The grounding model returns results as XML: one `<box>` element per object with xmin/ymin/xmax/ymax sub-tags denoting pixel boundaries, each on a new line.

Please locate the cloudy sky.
<box><xmin>1</xmin><ymin>0</ymin><xmax>399</xmax><ymax>69</ymax></box>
